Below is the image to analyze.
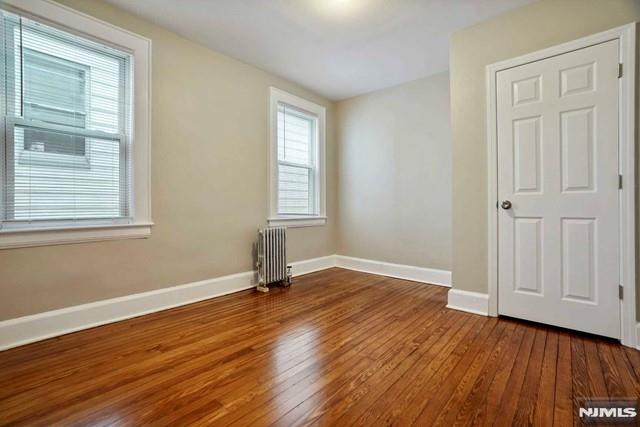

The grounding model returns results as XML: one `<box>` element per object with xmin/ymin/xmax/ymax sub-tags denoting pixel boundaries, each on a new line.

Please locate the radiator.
<box><xmin>256</xmin><ymin>226</ymin><xmax>292</xmax><ymax>292</ymax></box>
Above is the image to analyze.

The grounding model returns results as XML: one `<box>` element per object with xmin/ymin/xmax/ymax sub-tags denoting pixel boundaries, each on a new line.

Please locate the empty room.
<box><xmin>0</xmin><ymin>0</ymin><xmax>639</xmax><ymax>425</ymax></box>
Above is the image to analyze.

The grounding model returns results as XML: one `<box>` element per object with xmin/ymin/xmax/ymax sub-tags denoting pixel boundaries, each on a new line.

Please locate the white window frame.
<box><xmin>268</xmin><ymin>87</ymin><xmax>326</xmax><ymax>227</ymax></box>
<box><xmin>0</xmin><ymin>0</ymin><xmax>152</xmax><ymax>249</ymax></box>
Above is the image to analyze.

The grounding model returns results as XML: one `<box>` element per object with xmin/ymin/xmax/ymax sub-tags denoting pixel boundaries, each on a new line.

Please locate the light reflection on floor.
<box><xmin>270</xmin><ymin>319</ymin><xmax>322</xmax><ymax>419</ymax></box>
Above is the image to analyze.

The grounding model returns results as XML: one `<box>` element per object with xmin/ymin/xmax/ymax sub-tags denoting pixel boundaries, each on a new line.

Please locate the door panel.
<box><xmin>497</xmin><ymin>39</ymin><xmax>620</xmax><ymax>338</ymax></box>
<box><xmin>514</xmin><ymin>217</ymin><xmax>542</xmax><ymax>295</ymax></box>
<box><xmin>560</xmin><ymin>107</ymin><xmax>595</xmax><ymax>192</ymax></box>
<box><xmin>561</xmin><ymin>218</ymin><xmax>596</xmax><ymax>302</ymax></box>
<box><xmin>513</xmin><ymin>116</ymin><xmax>542</xmax><ymax>193</ymax></box>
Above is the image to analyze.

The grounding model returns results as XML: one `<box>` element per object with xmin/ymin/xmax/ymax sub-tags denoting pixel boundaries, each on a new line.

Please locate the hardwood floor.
<box><xmin>0</xmin><ymin>267</ymin><xmax>638</xmax><ymax>426</ymax></box>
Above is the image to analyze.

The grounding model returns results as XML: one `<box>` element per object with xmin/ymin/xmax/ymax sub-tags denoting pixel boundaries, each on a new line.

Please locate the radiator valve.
<box><xmin>286</xmin><ymin>266</ymin><xmax>293</xmax><ymax>285</ymax></box>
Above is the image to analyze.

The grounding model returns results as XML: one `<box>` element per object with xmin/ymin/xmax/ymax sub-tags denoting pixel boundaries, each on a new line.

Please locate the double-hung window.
<box><xmin>0</xmin><ymin>0</ymin><xmax>151</xmax><ymax>248</ymax></box>
<box><xmin>269</xmin><ymin>88</ymin><xmax>326</xmax><ymax>227</ymax></box>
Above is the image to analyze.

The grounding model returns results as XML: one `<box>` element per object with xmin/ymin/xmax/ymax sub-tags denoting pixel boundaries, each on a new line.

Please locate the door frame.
<box><xmin>486</xmin><ymin>23</ymin><xmax>637</xmax><ymax>348</ymax></box>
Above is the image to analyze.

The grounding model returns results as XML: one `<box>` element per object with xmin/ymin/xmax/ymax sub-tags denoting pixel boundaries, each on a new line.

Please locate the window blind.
<box><xmin>0</xmin><ymin>8</ymin><xmax>132</xmax><ymax>227</ymax></box>
<box><xmin>277</xmin><ymin>103</ymin><xmax>317</xmax><ymax>215</ymax></box>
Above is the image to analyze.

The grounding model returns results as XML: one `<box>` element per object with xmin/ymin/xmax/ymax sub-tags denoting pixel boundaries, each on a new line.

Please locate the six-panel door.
<box><xmin>497</xmin><ymin>40</ymin><xmax>620</xmax><ymax>338</ymax></box>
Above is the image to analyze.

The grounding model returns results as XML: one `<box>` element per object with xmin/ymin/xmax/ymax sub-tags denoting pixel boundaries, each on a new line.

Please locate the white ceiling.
<box><xmin>104</xmin><ymin>0</ymin><xmax>532</xmax><ymax>100</ymax></box>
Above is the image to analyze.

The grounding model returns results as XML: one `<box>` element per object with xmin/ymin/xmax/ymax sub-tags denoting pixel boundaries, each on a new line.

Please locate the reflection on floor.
<box><xmin>0</xmin><ymin>267</ymin><xmax>639</xmax><ymax>425</ymax></box>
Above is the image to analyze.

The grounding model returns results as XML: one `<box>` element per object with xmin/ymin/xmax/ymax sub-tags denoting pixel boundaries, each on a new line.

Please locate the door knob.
<box><xmin>501</xmin><ymin>200</ymin><xmax>512</xmax><ymax>210</ymax></box>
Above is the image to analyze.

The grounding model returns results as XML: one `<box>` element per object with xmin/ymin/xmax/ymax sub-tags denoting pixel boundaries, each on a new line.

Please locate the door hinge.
<box><xmin>619</xmin><ymin>174</ymin><xmax>623</xmax><ymax>189</ymax></box>
<box><xmin>619</xmin><ymin>284</ymin><xmax>624</xmax><ymax>300</ymax></box>
<box><xmin>618</xmin><ymin>63</ymin><xmax>623</xmax><ymax>78</ymax></box>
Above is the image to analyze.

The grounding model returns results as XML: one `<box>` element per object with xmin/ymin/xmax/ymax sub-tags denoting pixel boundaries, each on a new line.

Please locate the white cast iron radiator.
<box><xmin>256</xmin><ymin>226</ymin><xmax>292</xmax><ymax>292</ymax></box>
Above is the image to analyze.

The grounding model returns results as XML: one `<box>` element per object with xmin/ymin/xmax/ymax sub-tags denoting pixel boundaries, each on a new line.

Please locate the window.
<box><xmin>269</xmin><ymin>88</ymin><xmax>326</xmax><ymax>227</ymax></box>
<box><xmin>0</xmin><ymin>0</ymin><xmax>151</xmax><ymax>249</ymax></box>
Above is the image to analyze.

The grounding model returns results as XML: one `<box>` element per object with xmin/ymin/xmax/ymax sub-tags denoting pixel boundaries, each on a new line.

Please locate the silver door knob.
<box><xmin>501</xmin><ymin>200</ymin><xmax>512</xmax><ymax>210</ymax></box>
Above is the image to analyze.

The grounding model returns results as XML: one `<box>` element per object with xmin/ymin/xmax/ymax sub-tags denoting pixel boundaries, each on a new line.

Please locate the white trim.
<box><xmin>267</xmin><ymin>216</ymin><xmax>327</xmax><ymax>227</ymax></box>
<box><xmin>447</xmin><ymin>289</ymin><xmax>489</xmax><ymax>316</ymax></box>
<box><xmin>486</xmin><ymin>23</ymin><xmax>637</xmax><ymax>348</ymax></box>
<box><xmin>0</xmin><ymin>0</ymin><xmax>153</xmax><ymax>249</ymax></box>
<box><xmin>268</xmin><ymin>87</ymin><xmax>326</xmax><ymax>228</ymax></box>
<box><xmin>335</xmin><ymin>255</ymin><xmax>451</xmax><ymax>286</ymax></box>
<box><xmin>0</xmin><ymin>255</ymin><xmax>335</xmax><ymax>351</ymax></box>
<box><xmin>0</xmin><ymin>254</ymin><xmax>454</xmax><ymax>350</ymax></box>
<box><xmin>617</xmin><ymin>23</ymin><xmax>637</xmax><ymax>351</ymax></box>
<box><xmin>636</xmin><ymin>323</ymin><xmax>640</xmax><ymax>351</ymax></box>
<box><xmin>486</xmin><ymin>51</ymin><xmax>499</xmax><ymax>318</ymax></box>
<box><xmin>290</xmin><ymin>255</ymin><xmax>337</xmax><ymax>276</ymax></box>
<box><xmin>0</xmin><ymin>271</ymin><xmax>257</xmax><ymax>351</ymax></box>
<box><xmin>0</xmin><ymin>222</ymin><xmax>152</xmax><ymax>249</ymax></box>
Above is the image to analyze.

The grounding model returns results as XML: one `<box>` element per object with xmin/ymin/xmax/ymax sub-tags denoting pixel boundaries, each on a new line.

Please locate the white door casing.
<box><xmin>496</xmin><ymin>40</ymin><xmax>620</xmax><ymax>338</ymax></box>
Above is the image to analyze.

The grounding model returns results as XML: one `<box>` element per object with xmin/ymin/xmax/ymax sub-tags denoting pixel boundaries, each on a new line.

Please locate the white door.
<box><xmin>497</xmin><ymin>40</ymin><xmax>620</xmax><ymax>338</ymax></box>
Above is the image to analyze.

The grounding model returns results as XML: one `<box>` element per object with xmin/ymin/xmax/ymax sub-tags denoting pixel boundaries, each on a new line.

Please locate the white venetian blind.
<box><xmin>277</xmin><ymin>103</ymin><xmax>317</xmax><ymax>215</ymax></box>
<box><xmin>0</xmin><ymin>9</ymin><xmax>132</xmax><ymax>227</ymax></box>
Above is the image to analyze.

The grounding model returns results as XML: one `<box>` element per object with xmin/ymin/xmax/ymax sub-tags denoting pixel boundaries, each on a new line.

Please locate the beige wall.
<box><xmin>450</xmin><ymin>0</ymin><xmax>640</xmax><ymax>315</ymax></box>
<box><xmin>5</xmin><ymin>0</ymin><xmax>639</xmax><ymax>322</ymax></box>
<box><xmin>0</xmin><ymin>0</ymin><xmax>338</xmax><ymax>320</ymax></box>
<box><xmin>337</xmin><ymin>73</ymin><xmax>452</xmax><ymax>270</ymax></box>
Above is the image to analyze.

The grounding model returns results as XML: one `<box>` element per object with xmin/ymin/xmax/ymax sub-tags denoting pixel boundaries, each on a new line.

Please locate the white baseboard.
<box><xmin>0</xmin><ymin>271</ymin><xmax>257</xmax><ymax>352</ymax></box>
<box><xmin>446</xmin><ymin>289</ymin><xmax>489</xmax><ymax>316</ymax></box>
<box><xmin>290</xmin><ymin>255</ymin><xmax>337</xmax><ymax>276</ymax></box>
<box><xmin>0</xmin><ymin>254</ymin><xmax>451</xmax><ymax>351</ymax></box>
<box><xmin>0</xmin><ymin>255</ymin><xmax>336</xmax><ymax>351</ymax></box>
<box><xmin>335</xmin><ymin>255</ymin><xmax>451</xmax><ymax>287</ymax></box>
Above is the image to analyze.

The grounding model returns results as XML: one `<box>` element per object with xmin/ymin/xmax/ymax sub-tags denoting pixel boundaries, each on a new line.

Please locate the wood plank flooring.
<box><xmin>0</xmin><ymin>268</ymin><xmax>638</xmax><ymax>426</ymax></box>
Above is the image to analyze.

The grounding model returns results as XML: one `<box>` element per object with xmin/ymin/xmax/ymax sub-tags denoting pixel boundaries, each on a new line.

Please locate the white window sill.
<box><xmin>0</xmin><ymin>222</ymin><xmax>153</xmax><ymax>249</ymax></box>
<box><xmin>267</xmin><ymin>216</ymin><xmax>327</xmax><ymax>228</ymax></box>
